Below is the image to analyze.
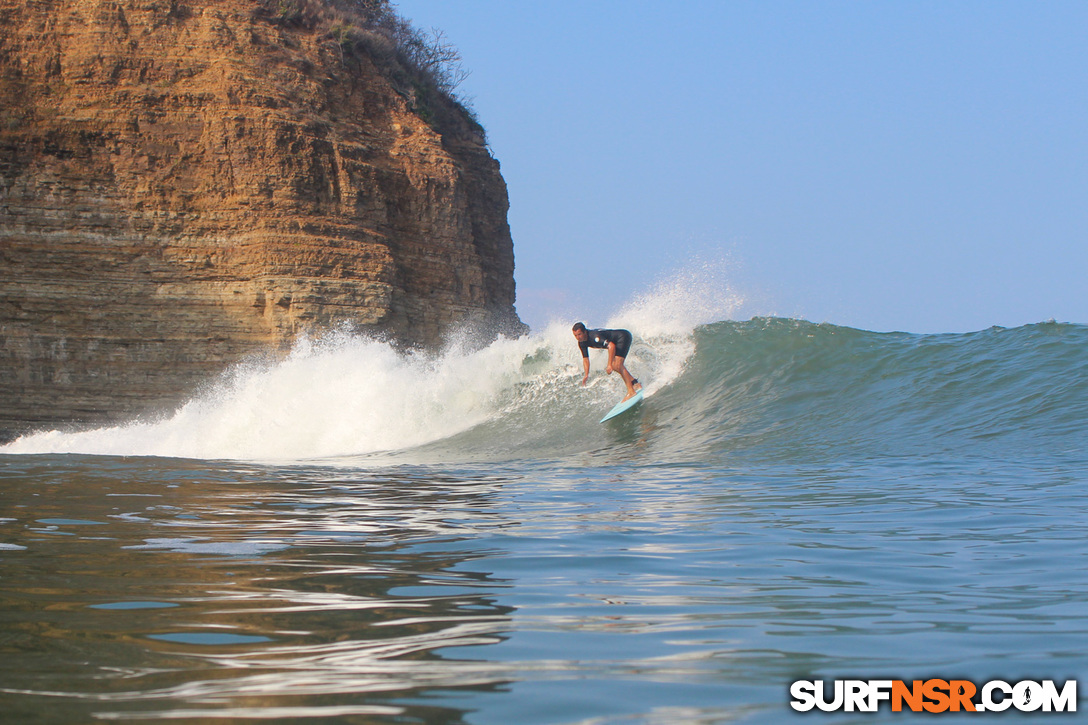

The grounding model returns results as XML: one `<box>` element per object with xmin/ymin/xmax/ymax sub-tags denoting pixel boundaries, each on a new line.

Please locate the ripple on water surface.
<box><xmin>0</xmin><ymin>453</ymin><xmax>1086</xmax><ymax>723</ymax></box>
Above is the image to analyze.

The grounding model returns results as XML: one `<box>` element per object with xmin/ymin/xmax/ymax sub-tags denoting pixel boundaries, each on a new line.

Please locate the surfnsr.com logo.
<box><xmin>790</xmin><ymin>679</ymin><xmax>1077</xmax><ymax>713</ymax></box>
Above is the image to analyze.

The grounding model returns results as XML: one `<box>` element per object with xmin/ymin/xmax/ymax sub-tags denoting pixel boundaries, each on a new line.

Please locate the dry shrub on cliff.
<box><xmin>260</xmin><ymin>0</ymin><xmax>480</xmax><ymax>136</ymax></box>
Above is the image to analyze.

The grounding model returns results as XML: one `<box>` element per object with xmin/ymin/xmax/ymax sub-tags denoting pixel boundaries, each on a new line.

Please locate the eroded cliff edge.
<box><xmin>0</xmin><ymin>0</ymin><xmax>523</xmax><ymax>438</ymax></box>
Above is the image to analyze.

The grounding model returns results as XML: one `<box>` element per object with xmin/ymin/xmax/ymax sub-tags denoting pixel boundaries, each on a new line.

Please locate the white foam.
<box><xmin>608</xmin><ymin>255</ymin><xmax>744</xmax><ymax>394</ymax></box>
<box><xmin>3</xmin><ymin>333</ymin><xmax>541</xmax><ymax>461</ymax></box>
<box><xmin>1</xmin><ymin>262</ymin><xmax>741</xmax><ymax>461</ymax></box>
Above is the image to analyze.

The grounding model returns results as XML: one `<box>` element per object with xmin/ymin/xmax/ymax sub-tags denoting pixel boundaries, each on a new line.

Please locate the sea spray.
<box><xmin>2</xmin><ymin>267</ymin><xmax>726</xmax><ymax>461</ymax></box>
<box><xmin>2</xmin><ymin>320</ymin><xmax>690</xmax><ymax>462</ymax></box>
<box><xmin>2</xmin><ymin>332</ymin><xmax>537</xmax><ymax>460</ymax></box>
<box><xmin>606</xmin><ymin>255</ymin><xmax>745</xmax><ymax>395</ymax></box>
<box><xmin>608</xmin><ymin>255</ymin><xmax>744</xmax><ymax>337</ymax></box>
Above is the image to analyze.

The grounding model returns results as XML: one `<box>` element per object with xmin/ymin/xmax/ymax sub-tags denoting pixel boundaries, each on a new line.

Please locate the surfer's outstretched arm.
<box><xmin>581</xmin><ymin>356</ymin><xmax>590</xmax><ymax>386</ymax></box>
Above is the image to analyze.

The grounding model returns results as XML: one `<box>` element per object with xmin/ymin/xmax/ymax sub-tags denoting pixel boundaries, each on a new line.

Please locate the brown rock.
<box><xmin>0</xmin><ymin>0</ymin><xmax>524</xmax><ymax>439</ymax></box>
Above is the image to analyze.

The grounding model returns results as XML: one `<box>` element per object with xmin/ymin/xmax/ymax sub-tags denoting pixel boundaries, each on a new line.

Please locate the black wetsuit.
<box><xmin>578</xmin><ymin>328</ymin><xmax>633</xmax><ymax>359</ymax></box>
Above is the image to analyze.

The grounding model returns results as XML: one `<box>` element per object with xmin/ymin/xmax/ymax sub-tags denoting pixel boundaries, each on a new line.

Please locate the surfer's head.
<box><xmin>572</xmin><ymin>322</ymin><xmax>588</xmax><ymax>342</ymax></box>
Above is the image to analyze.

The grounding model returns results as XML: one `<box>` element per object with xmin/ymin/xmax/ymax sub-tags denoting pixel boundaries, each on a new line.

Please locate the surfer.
<box><xmin>573</xmin><ymin>323</ymin><xmax>642</xmax><ymax>401</ymax></box>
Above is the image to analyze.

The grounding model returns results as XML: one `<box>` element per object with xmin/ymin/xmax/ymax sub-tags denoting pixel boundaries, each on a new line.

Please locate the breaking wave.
<box><xmin>4</xmin><ymin>269</ymin><xmax>1086</xmax><ymax>465</ymax></box>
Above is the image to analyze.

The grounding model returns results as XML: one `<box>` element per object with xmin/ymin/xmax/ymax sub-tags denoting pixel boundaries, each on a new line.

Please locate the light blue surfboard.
<box><xmin>600</xmin><ymin>390</ymin><xmax>644</xmax><ymax>423</ymax></box>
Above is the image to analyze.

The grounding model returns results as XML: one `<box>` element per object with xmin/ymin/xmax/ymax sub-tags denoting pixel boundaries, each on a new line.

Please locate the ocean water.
<box><xmin>2</xmin><ymin>286</ymin><xmax>1088</xmax><ymax>722</ymax></box>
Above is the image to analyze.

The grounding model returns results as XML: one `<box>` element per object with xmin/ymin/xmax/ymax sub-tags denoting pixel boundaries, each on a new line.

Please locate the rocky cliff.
<box><xmin>0</xmin><ymin>0</ymin><xmax>523</xmax><ymax>439</ymax></box>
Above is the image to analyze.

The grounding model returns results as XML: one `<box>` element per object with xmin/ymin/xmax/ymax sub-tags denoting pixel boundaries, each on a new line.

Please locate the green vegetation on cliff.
<box><xmin>262</xmin><ymin>0</ymin><xmax>484</xmax><ymax>138</ymax></box>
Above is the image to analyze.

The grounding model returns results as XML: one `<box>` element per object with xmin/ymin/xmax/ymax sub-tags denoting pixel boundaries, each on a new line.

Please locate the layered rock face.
<box><xmin>0</xmin><ymin>0</ymin><xmax>522</xmax><ymax>438</ymax></box>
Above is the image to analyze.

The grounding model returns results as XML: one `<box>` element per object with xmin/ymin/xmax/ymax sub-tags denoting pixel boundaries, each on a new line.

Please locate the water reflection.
<box><xmin>4</xmin><ymin>453</ymin><xmax>1087</xmax><ymax>723</ymax></box>
<box><xmin>0</xmin><ymin>456</ymin><xmax>516</xmax><ymax>722</ymax></box>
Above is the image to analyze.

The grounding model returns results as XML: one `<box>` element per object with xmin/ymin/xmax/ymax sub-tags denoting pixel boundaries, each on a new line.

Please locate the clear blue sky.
<box><xmin>393</xmin><ymin>1</ymin><xmax>1087</xmax><ymax>333</ymax></box>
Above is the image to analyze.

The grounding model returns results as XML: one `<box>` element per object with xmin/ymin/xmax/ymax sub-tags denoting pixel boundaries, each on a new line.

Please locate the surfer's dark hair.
<box><xmin>572</xmin><ymin>322</ymin><xmax>587</xmax><ymax>333</ymax></box>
